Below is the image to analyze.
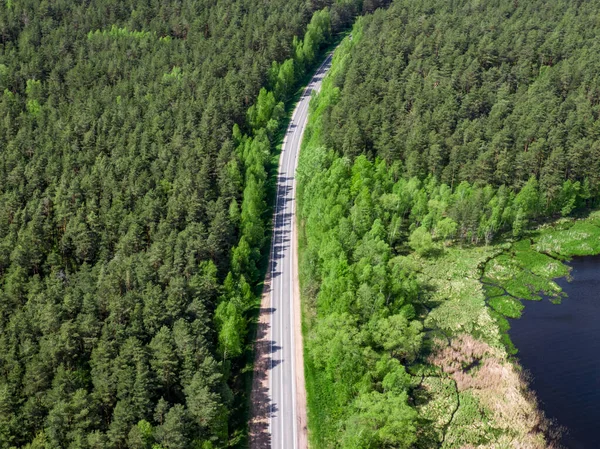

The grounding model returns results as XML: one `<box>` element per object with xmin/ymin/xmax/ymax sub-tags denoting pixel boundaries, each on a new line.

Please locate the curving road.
<box><xmin>267</xmin><ymin>53</ymin><xmax>333</xmax><ymax>449</ymax></box>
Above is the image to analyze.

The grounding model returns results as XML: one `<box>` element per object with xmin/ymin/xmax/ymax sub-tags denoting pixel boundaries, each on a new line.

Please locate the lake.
<box><xmin>509</xmin><ymin>254</ymin><xmax>600</xmax><ymax>449</ymax></box>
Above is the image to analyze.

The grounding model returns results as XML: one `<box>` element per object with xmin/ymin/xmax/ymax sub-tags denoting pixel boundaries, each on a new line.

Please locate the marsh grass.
<box><xmin>484</xmin><ymin>211</ymin><xmax>600</xmax><ymax>321</ymax></box>
<box><xmin>409</xmin><ymin>246</ymin><xmax>553</xmax><ymax>448</ymax></box>
<box><xmin>535</xmin><ymin>221</ymin><xmax>600</xmax><ymax>256</ymax></box>
<box><xmin>437</xmin><ymin>210</ymin><xmax>600</xmax><ymax>447</ymax></box>
<box><xmin>483</xmin><ymin>244</ymin><xmax>567</xmax><ymax>302</ymax></box>
<box><xmin>488</xmin><ymin>296</ymin><xmax>524</xmax><ymax>319</ymax></box>
<box><xmin>408</xmin><ymin>212</ymin><xmax>600</xmax><ymax>449</ymax></box>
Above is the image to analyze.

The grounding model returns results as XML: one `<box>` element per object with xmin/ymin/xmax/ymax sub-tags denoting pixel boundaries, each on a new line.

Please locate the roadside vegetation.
<box><xmin>297</xmin><ymin>0</ymin><xmax>600</xmax><ymax>446</ymax></box>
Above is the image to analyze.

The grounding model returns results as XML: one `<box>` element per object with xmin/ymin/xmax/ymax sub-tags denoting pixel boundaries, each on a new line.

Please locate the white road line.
<box><xmin>268</xmin><ymin>52</ymin><xmax>334</xmax><ymax>449</ymax></box>
<box><xmin>286</xmin><ymin>109</ymin><xmax>299</xmax><ymax>449</ymax></box>
<box><xmin>286</xmin><ymin>95</ymin><xmax>303</xmax><ymax>449</ymax></box>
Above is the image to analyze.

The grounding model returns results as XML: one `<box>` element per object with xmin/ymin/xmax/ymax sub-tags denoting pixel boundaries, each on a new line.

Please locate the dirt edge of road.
<box><xmin>249</xmin><ymin>52</ymin><xmax>334</xmax><ymax>449</ymax></box>
<box><xmin>249</xmin><ymin>265</ymin><xmax>274</xmax><ymax>449</ymax></box>
<box><xmin>248</xmin><ymin>170</ymin><xmax>310</xmax><ymax>449</ymax></box>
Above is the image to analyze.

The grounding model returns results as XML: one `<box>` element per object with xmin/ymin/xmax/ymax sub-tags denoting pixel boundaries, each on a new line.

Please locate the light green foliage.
<box><xmin>162</xmin><ymin>67</ymin><xmax>182</xmax><ymax>83</ymax></box>
<box><xmin>488</xmin><ymin>296</ymin><xmax>524</xmax><ymax>319</ymax></box>
<box><xmin>434</xmin><ymin>217</ymin><xmax>457</xmax><ymax>241</ymax></box>
<box><xmin>295</xmin><ymin>9</ymin><xmax>332</xmax><ymax>68</ymax></box>
<box><xmin>370</xmin><ymin>312</ymin><xmax>423</xmax><ymax>362</ymax></box>
<box><xmin>409</xmin><ymin>226</ymin><xmax>436</xmax><ymax>256</ymax></box>
<box><xmin>514</xmin><ymin>178</ymin><xmax>541</xmax><ymax>221</ymax></box>
<box><xmin>269</xmin><ymin>59</ymin><xmax>296</xmax><ymax>100</ymax></box>
<box><xmin>24</xmin><ymin>79</ymin><xmax>43</xmax><ymax>117</ymax></box>
<box><xmin>341</xmin><ymin>390</ymin><xmax>417</xmax><ymax>449</ymax></box>
<box><xmin>559</xmin><ymin>180</ymin><xmax>581</xmax><ymax>217</ymax></box>
<box><xmin>535</xmin><ymin>221</ymin><xmax>600</xmax><ymax>256</ymax></box>
<box><xmin>512</xmin><ymin>208</ymin><xmax>527</xmax><ymax>238</ymax></box>
<box><xmin>25</xmin><ymin>99</ymin><xmax>41</xmax><ymax>117</ymax></box>
<box><xmin>246</xmin><ymin>88</ymin><xmax>284</xmax><ymax>132</ymax></box>
<box><xmin>87</xmin><ymin>25</ymin><xmax>153</xmax><ymax>40</ymax></box>
<box><xmin>298</xmin><ymin>30</ymin><xmax>423</xmax><ymax>446</ymax></box>
<box><xmin>215</xmin><ymin>302</ymin><xmax>246</xmax><ymax>359</ymax></box>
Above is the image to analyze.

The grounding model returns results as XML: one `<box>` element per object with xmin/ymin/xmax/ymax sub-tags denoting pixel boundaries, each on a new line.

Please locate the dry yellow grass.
<box><xmin>429</xmin><ymin>334</ymin><xmax>554</xmax><ymax>449</ymax></box>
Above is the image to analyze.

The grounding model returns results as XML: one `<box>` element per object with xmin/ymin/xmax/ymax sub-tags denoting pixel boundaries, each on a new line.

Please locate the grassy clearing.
<box><xmin>411</xmin><ymin>207</ymin><xmax>600</xmax><ymax>448</ymax></box>
<box><xmin>483</xmin><ymin>244</ymin><xmax>567</xmax><ymax>302</ymax></box>
<box><xmin>418</xmin><ymin>246</ymin><xmax>502</xmax><ymax>344</ymax></box>
<box><xmin>488</xmin><ymin>296</ymin><xmax>524</xmax><ymax>319</ymax></box>
<box><xmin>483</xmin><ymin>211</ymin><xmax>600</xmax><ymax>319</ymax></box>
<box><xmin>535</xmin><ymin>219</ymin><xmax>600</xmax><ymax>257</ymax></box>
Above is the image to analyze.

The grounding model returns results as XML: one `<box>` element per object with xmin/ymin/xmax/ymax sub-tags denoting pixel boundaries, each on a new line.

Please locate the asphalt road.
<box><xmin>269</xmin><ymin>53</ymin><xmax>333</xmax><ymax>449</ymax></box>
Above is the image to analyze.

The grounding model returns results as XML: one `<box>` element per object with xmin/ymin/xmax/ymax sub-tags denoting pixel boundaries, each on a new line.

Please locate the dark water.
<box><xmin>509</xmin><ymin>255</ymin><xmax>600</xmax><ymax>449</ymax></box>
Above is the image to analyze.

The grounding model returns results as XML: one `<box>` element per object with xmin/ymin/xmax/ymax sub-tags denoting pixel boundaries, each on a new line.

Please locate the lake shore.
<box><xmin>411</xmin><ymin>211</ymin><xmax>600</xmax><ymax>447</ymax></box>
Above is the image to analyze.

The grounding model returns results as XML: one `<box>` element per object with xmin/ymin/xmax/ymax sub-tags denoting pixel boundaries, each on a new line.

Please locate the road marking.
<box><xmin>268</xmin><ymin>52</ymin><xmax>333</xmax><ymax>449</ymax></box>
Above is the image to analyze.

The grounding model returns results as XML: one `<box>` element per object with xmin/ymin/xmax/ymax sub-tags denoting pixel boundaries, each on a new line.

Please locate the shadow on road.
<box><xmin>250</xmin><ymin>172</ymin><xmax>296</xmax><ymax>447</ymax></box>
<box><xmin>249</xmin><ymin>52</ymin><xmax>334</xmax><ymax>449</ymax></box>
<box><xmin>270</xmin><ymin>178</ymin><xmax>294</xmax><ymax>280</ymax></box>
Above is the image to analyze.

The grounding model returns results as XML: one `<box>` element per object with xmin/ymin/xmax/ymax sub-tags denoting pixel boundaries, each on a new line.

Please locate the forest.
<box><xmin>297</xmin><ymin>0</ymin><xmax>600</xmax><ymax>447</ymax></box>
<box><xmin>0</xmin><ymin>0</ymin><xmax>365</xmax><ymax>447</ymax></box>
<box><xmin>318</xmin><ymin>0</ymin><xmax>600</xmax><ymax>199</ymax></box>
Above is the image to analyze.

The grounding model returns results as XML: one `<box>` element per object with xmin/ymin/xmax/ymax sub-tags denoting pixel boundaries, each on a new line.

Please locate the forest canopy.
<box><xmin>319</xmin><ymin>0</ymin><xmax>600</xmax><ymax>198</ymax></box>
<box><xmin>0</xmin><ymin>0</ymin><xmax>362</xmax><ymax>447</ymax></box>
<box><xmin>297</xmin><ymin>0</ymin><xmax>600</xmax><ymax>446</ymax></box>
